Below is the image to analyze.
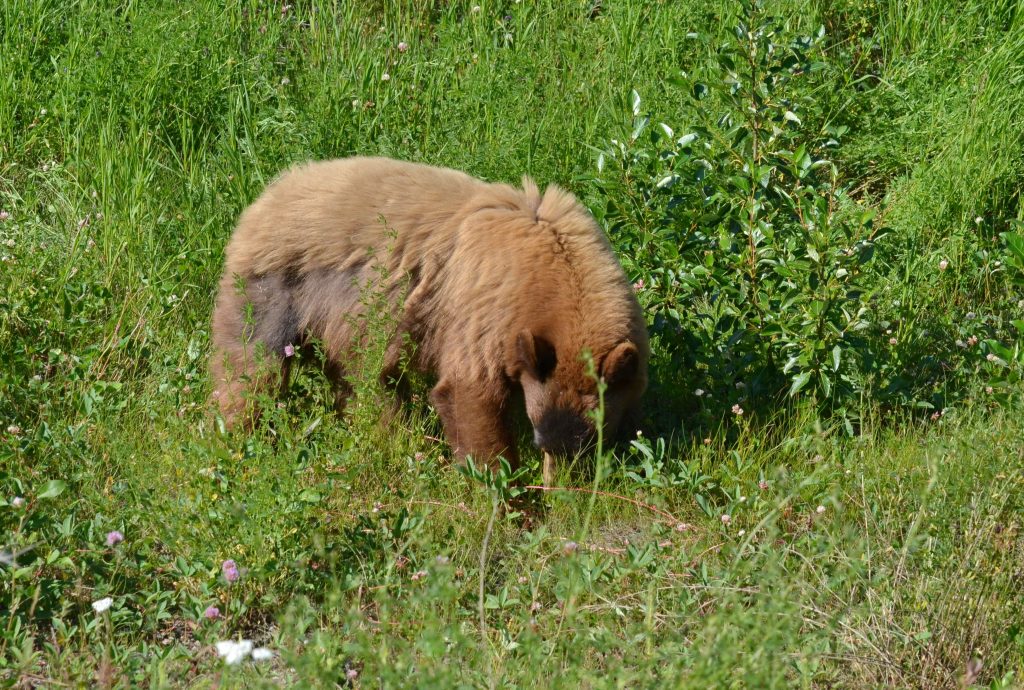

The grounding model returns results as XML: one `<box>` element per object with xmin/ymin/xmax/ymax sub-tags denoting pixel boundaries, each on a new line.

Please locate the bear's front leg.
<box><xmin>429</xmin><ymin>378</ymin><xmax>517</xmax><ymax>471</ymax></box>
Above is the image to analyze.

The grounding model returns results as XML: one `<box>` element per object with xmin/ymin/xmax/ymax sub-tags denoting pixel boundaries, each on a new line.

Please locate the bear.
<box><xmin>209</xmin><ymin>156</ymin><xmax>648</xmax><ymax>471</ymax></box>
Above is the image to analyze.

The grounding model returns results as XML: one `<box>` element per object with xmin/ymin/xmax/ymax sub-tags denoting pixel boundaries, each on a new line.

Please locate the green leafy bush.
<box><xmin>595</xmin><ymin>0</ymin><xmax>1023</xmax><ymax>427</ymax></box>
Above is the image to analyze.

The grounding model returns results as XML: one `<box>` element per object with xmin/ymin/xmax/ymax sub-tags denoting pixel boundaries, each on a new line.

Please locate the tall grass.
<box><xmin>1</xmin><ymin>0</ymin><xmax>1022</xmax><ymax>687</ymax></box>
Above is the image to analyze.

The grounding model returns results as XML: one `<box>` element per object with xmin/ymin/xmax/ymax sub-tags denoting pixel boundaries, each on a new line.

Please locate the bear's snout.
<box><xmin>533</xmin><ymin>408</ymin><xmax>595</xmax><ymax>456</ymax></box>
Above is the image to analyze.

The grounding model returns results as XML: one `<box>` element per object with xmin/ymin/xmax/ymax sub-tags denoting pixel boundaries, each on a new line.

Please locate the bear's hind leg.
<box><xmin>209</xmin><ymin>271</ymin><xmax>298</xmax><ymax>430</ymax></box>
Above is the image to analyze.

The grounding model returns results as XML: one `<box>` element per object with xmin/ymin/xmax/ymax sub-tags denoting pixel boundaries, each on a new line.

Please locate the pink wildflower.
<box><xmin>222</xmin><ymin>559</ymin><xmax>240</xmax><ymax>583</ymax></box>
<box><xmin>106</xmin><ymin>530</ymin><xmax>124</xmax><ymax>547</ymax></box>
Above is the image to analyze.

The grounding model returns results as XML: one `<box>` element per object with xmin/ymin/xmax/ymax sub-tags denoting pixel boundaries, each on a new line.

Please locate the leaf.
<box><xmin>38</xmin><ymin>480</ymin><xmax>67</xmax><ymax>500</ymax></box>
<box><xmin>788</xmin><ymin>371</ymin><xmax>811</xmax><ymax>397</ymax></box>
<box><xmin>832</xmin><ymin>345</ymin><xmax>841</xmax><ymax>372</ymax></box>
<box><xmin>677</xmin><ymin>133</ymin><xmax>698</xmax><ymax>147</ymax></box>
<box><xmin>630</xmin><ymin>89</ymin><xmax>642</xmax><ymax>116</ymax></box>
<box><xmin>783</xmin><ymin>110</ymin><xmax>801</xmax><ymax>125</ymax></box>
<box><xmin>298</xmin><ymin>489</ymin><xmax>322</xmax><ymax>504</ymax></box>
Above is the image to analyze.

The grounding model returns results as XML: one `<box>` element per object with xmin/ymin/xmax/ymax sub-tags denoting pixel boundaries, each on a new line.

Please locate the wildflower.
<box><xmin>985</xmin><ymin>386</ymin><xmax>994</xmax><ymax>394</ymax></box>
<box><xmin>222</xmin><ymin>559</ymin><xmax>240</xmax><ymax>583</ymax></box>
<box><xmin>720</xmin><ymin>514</ymin><xmax>731</xmax><ymax>525</ymax></box>
<box><xmin>758</xmin><ymin>480</ymin><xmax>769</xmax><ymax>491</ymax></box>
<box><xmin>398</xmin><ymin>41</ymin><xmax>409</xmax><ymax>52</ymax></box>
<box><xmin>518</xmin><ymin>576</ymin><xmax>528</xmax><ymax>584</ymax></box>
<box><xmin>975</xmin><ymin>216</ymin><xmax>983</xmax><ymax>225</ymax></box>
<box><xmin>0</xmin><ymin>211</ymin><xmax>9</xmax><ymax>221</ymax></box>
<box><xmin>6</xmin><ymin>425</ymin><xmax>21</xmax><ymax>435</ymax></box>
<box><xmin>414</xmin><ymin>451</ymin><xmax>425</xmax><ymax>462</ymax></box>
<box><xmin>215</xmin><ymin>639</ymin><xmax>253</xmax><ymax>665</ymax></box>
<box><xmin>694</xmin><ymin>388</ymin><xmax>704</xmax><ymax>397</ymax></box>
<box><xmin>11</xmin><ymin>497</ymin><xmax>25</xmax><ymax>508</ymax></box>
<box><xmin>675</xmin><ymin>522</ymin><xmax>690</xmax><ymax>532</ymax></box>
<box><xmin>92</xmin><ymin>597</ymin><xmax>113</xmax><ymax>613</ymax></box>
<box><xmin>372</xmin><ymin>501</ymin><xmax>384</xmax><ymax>513</ymax></box>
<box><xmin>738</xmin><ymin>529</ymin><xmax>746</xmax><ymax>537</ymax></box>
<box><xmin>956</xmin><ymin>339</ymin><xmax>966</xmax><ymax>348</ymax></box>
<box><xmin>280</xmin><ymin>76</ymin><xmax>290</xmax><ymax>85</ymax></box>
<box><xmin>530</xmin><ymin>601</ymin><xmax>542</xmax><ymax>612</ymax></box>
<box><xmin>731</xmin><ymin>404</ymin><xmax>744</xmax><ymax>416</ymax></box>
<box><xmin>40</xmin><ymin>108</ymin><xmax>47</xmax><ymax>116</ymax></box>
<box><xmin>411</xmin><ymin>569</ymin><xmax>428</xmax><ymax>581</ymax></box>
<box><xmin>967</xmin><ymin>335</ymin><xmax>978</xmax><ymax>346</ymax></box>
<box><xmin>815</xmin><ymin>505</ymin><xmax>826</xmax><ymax>514</ymax></box>
<box><xmin>204</xmin><ymin>606</ymin><xmax>221</xmax><ymax>620</ymax></box>
<box><xmin>252</xmin><ymin>647</ymin><xmax>274</xmax><ymax>661</ymax></box>
<box><xmin>351</xmin><ymin>99</ymin><xmax>361</xmax><ymax>108</ymax></box>
<box><xmin>471</xmin><ymin>5</ymin><xmax>481</xmax><ymax>13</ymax></box>
<box><xmin>986</xmin><ymin>353</ymin><xmax>997</xmax><ymax>362</ymax></box>
<box><xmin>966</xmin><ymin>312</ymin><xmax>977</xmax><ymax>321</ymax></box>
<box><xmin>632</xmin><ymin>279</ymin><xmax>644</xmax><ymax>291</ymax></box>
<box><xmin>283</xmin><ymin>343</ymin><xmax>295</xmax><ymax>357</ymax></box>
<box><xmin>938</xmin><ymin>259</ymin><xmax>949</xmax><ymax>271</ymax></box>
<box><xmin>435</xmin><ymin>555</ymin><xmax>450</xmax><ymax>565</ymax></box>
<box><xmin>105</xmin><ymin>530</ymin><xmax>124</xmax><ymax>547</ymax></box>
<box><xmin>703</xmin><ymin>438</ymin><xmax>712</xmax><ymax>446</ymax></box>
<box><xmin>888</xmin><ymin>337</ymin><xmax>897</xmax><ymax>346</ymax></box>
<box><xmin>346</xmin><ymin>668</ymin><xmax>360</xmax><ymax>681</ymax></box>
<box><xmin>739</xmin><ymin>495</ymin><xmax>746</xmax><ymax>502</ymax></box>
<box><xmin>381</xmin><ymin>73</ymin><xmax>390</xmax><ymax>82</ymax></box>
<box><xmin>562</xmin><ymin>541</ymin><xmax>578</xmax><ymax>555</ymax></box>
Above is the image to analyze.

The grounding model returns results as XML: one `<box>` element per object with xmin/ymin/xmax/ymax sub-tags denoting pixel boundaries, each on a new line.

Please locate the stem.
<box><xmin>478</xmin><ymin>496</ymin><xmax>499</xmax><ymax>685</ymax></box>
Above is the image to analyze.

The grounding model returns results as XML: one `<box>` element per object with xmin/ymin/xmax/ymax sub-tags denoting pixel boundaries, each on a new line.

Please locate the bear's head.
<box><xmin>512</xmin><ymin>330</ymin><xmax>646</xmax><ymax>458</ymax></box>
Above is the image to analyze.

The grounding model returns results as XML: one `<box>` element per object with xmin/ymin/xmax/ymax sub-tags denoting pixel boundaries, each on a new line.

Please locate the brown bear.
<box><xmin>209</xmin><ymin>156</ymin><xmax>648</xmax><ymax>470</ymax></box>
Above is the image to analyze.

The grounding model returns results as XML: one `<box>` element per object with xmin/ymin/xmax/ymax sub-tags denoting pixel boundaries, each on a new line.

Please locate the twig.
<box><xmin>524</xmin><ymin>485</ymin><xmax>684</xmax><ymax>525</ymax></box>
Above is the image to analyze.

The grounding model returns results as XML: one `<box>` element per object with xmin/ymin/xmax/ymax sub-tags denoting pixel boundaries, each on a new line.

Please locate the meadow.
<box><xmin>2</xmin><ymin>0</ymin><xmax>1023</xmax><ymax>687</ymax></box>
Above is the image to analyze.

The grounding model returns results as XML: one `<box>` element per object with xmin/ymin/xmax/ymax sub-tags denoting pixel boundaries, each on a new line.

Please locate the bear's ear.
<box><xmin>515</xmin><ymin>330</ymin><xmax>557</xmax><ymax>381</ymax></box>
<box><xmin>600</xmin><ymin>341</ymin><xmax>640</xmax><ymax>386</ymax></box>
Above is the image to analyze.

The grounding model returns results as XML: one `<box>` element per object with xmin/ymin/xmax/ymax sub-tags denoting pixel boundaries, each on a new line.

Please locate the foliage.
<box><xmin>1</xmin><ymin>0</ymin><xmax>1022</xmax><ymax>687</ymax></box>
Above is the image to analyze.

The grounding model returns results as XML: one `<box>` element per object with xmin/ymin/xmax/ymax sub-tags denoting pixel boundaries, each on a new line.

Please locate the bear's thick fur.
<box><xmin>210</xmin><ymin>157</ymin><xmax>648</xmax><ymax>467</ymax></box>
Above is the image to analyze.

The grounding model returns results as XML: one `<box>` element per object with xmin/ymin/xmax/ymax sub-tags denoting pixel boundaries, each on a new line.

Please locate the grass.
<box><xmin>2</xmin><ymin>0</ymin><xmax>1023</xmax><ymax>687</ymax></box>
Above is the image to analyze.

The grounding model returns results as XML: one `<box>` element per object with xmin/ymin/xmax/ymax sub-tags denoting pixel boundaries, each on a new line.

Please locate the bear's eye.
<box><xmin>535</xmin><ymin>339</ymin><xmax>557</xmax><ymax>382</ymax></box>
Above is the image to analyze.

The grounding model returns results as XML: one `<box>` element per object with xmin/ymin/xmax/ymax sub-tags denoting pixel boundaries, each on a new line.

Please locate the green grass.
<box><xmin>2</xmin><ymin>0</ymin><xmax>1023</xmax><ymax>687</ymax></box>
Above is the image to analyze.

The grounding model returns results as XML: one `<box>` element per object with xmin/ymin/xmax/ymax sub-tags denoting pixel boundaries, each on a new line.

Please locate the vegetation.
<box><xmin>1</xmin><ymin>0</ymin><xmax>1022</xmax><ymax>686</ymax></box>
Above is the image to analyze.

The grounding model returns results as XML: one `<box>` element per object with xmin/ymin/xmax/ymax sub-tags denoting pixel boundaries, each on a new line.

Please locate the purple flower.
<box><xmin>105</xmin><ymin>530</ymin><xmax>124</xmax><ymax>547</ymax></box>
<box><xmin>204</xmin><ymin>605</ymin><xmax>221</xmax><ymax>620</ymax></box>
<box><xmin>283</xmin><ymin>344</ymin><xmax>295</xmax><ymax>358</ymax></box>
<box><xmin>222</xmin><ymin>559</ymin><xmax>240</xmax><ymax>583</ymax></box>
<box><xmin>397</xmin><ymin>41</ymin><xmax>409</xmax><ymax>53</ymax></box>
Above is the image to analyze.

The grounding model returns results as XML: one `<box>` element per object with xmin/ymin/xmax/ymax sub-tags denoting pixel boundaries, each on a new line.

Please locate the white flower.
<box><xmin>397</xmin><ymin>41</ymin><xmax>409</xmax><ymax>52</ymax></box>
<box><xmin>815</xmin><ymin>505</ymin><xmax>826</xmax><ymax>514</ymax></box>
<box><xmin>975</xmin><ymin>216</ymin><xmax>983</xmax><ymax>225</ymax></box>
<box><xmin>11</xmin><ymin>496</ymin><xmax>24</xmax><ymax>508</ymax></box>
<box><xmin>938</xmin><ymin>259</ymin><xmax>949</xmax><ymax>271</ymax></box>
<box><xmin>92</xmin><ymin>597</ymin><xmax>113</xmax><ymax>613</ymax></box>
<box><xmin>471</xmin><ymin>5</ymin><xmax>481</xmax><ymax>13</ymax></box>
<box><xmin>694</xmin><ymin>388</ymin><xmax>704</xmax><ymax>397</ymax></box>
<box><xmin>251</xmin><ymin>647</ymin><xmax>274</xmax><ymax>661</ymax></box>
<box><xmin>381</xmin><ymin>73</ymin><xmax>390</xmax><ymax>81</ymax></box>
<box><xmin>216</xmin><ymin>640</ymin><xmax>254</xmax><ymax>665</ymax></box>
